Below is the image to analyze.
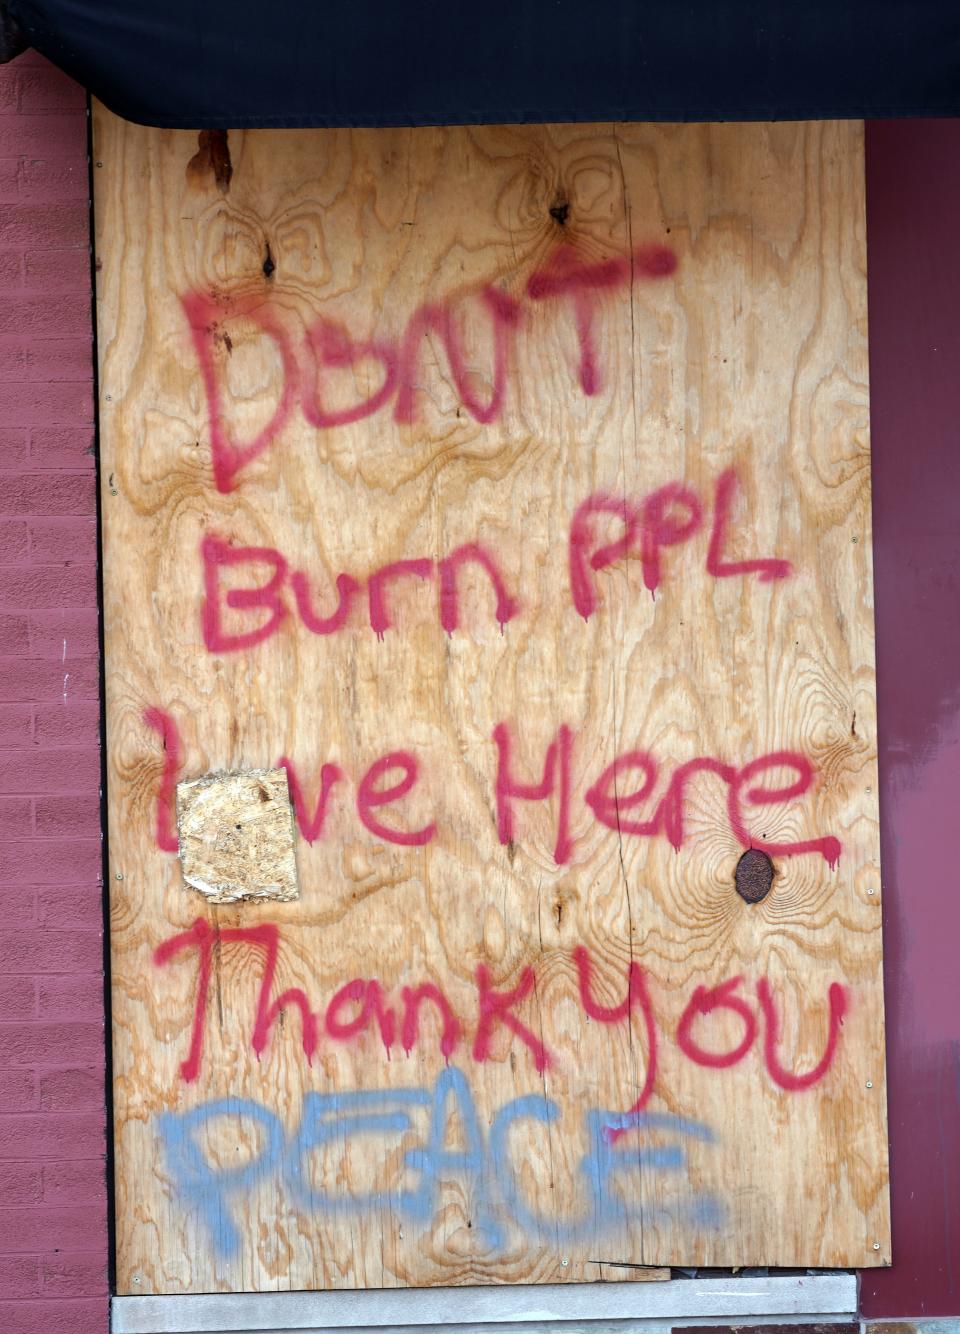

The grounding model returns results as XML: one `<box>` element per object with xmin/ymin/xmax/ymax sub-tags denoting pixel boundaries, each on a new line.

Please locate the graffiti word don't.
<box><xmin>182</xmin><ymin>243</ymin><xmax>679</xmax><ymax>492</ymax></box>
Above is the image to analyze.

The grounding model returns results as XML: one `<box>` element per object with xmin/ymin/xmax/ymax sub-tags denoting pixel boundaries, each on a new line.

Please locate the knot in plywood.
<box><xmin>735</xmin><ymin>847</ymin><xmax>775</xmax><ymax>903</ymax></box>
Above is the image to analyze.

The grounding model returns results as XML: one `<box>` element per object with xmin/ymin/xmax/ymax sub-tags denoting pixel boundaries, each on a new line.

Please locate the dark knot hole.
<box><xmin>735</xmin><ymin>848</ymin><xmax>775</xmax><ymax>903</ymax></box>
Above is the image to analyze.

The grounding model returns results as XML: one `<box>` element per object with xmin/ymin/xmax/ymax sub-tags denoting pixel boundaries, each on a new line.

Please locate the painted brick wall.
<box><xmin>0</xmin><ymin>51</ymin><xmax>107</xmax><ymax>1334</ymax></box>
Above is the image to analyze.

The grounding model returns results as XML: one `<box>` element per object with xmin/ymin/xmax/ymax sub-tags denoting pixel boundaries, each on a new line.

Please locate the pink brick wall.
<box><xmin>0</xmin><ymin>51</ymin><xmax>107</xmax><ymax>1334</ymax></box>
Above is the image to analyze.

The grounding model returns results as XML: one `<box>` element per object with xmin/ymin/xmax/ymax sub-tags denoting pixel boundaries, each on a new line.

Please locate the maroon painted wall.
<box><xmin>0</xmin><ymin>53</ymin><xmax>108</xmax><ymax>1334</ymax></box>
<box><xmin>862</xmin><ymin>118</ymin><xmax>960</xmax><ymax>1318</ymax></box>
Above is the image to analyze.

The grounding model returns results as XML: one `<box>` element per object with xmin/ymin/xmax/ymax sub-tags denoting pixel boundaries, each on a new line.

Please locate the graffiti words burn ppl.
<box><xmin>198</xmin><ymin>470</ymin><xmax>789</xmax><ymax>652</ymax></box>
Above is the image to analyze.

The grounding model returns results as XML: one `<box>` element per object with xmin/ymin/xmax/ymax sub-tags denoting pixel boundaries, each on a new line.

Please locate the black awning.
<box><xmin>6</xmin><ymin>0</ymin><xmax>960</xmax><ymax>129</ymax></box>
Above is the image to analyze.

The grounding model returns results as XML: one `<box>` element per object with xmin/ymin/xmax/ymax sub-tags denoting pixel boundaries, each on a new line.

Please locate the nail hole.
<box><xmin>734</xmin><ymin>848</ymin><xmax>775</xmax><ymax>903</ymax></box>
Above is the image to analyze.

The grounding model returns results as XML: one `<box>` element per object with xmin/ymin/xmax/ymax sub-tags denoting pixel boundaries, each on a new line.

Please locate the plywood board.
<box><xmin>93</xmin><ymin>110</ymin><xmax>890</xmax><ymax>1295</ymax></box>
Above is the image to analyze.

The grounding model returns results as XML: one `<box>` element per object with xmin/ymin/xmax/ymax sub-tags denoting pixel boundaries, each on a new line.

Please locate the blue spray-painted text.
<box><xmin>158</xmin><ymin>1067</ymin><xmax>721</xmax><ymax>1257</ymax></box>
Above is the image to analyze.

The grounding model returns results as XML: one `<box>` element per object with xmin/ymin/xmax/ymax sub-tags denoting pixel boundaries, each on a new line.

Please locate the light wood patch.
<box><xmin>93</xmin><ymin>110</ymin><xmax>890</xmax><ymax>1294</ymax></box>
<box><xmin>176</xmin><ymin>767</ymin><xmax>299</xmax><ymax>904</ymax></box>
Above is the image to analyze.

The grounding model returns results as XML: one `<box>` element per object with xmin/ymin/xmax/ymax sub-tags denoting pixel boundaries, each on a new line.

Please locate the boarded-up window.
<box><xmin>93</xmin><ymin>112</ymin><xmax>890</xmax><ymax>1295</ymax></box>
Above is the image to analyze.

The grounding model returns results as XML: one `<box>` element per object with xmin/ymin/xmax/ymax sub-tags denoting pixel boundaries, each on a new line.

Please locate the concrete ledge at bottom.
<box><xmin>111</xmin><ymin>1275</ymin><xmax>858</xmax><ymax>1333</ymax></box>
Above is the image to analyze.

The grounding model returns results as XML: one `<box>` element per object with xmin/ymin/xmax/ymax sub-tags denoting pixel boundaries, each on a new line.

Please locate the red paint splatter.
<box><xmin>572</xmin><ymin>945</ymin><xmax>658</xmax><ymax>1142</ymax></box>
<box><xmin>279</xmin><ymin>757</ymin><xmax>344</xmax><ymax>844</ymax></box>
<box><xmin>527</xmin><ymin>248</ymin><xmax>631</xmax><ymax>395</ymax></box>
<box><xmin>439</xmin><ymin>543</ymin><xmax>518</xmax><ymax>634</ymax></box>
<box><xmin>181</xmin><ymin>291</ymin><xmax>299</xmax><ymax>494</ymax></box>
<box><xmin>657</xmin><ymin>756</ymin><xmax>737</xmax><ymax>853</ymax></box>
<box><xmin>493</xmin><ymin>721</ymin><xmax>573</xmax><ymax>864</ymax></box>
<box><xmin>153</xmin><ymin>919</ymin><xmax>317</xmax><ymax>1082</ymax></box>
<box><xmin>756</xmin><ymin>977</ymin><xmax>848</xmax><ymax>1091</ymax></box>
<box><xmin>367</xmin><ymin>558</ymin><xmax>434</xmax><ymax>639</ymax></box>
<box><xmin>707</xmin><ymin>469</ymin><xmax>791</xmax><ymax>583</ymax></box>
<box><xmin>394</xmin><ymin>287</ymin><xmax>521</xmax><ymax>426</ymax></box>
<box><xmin>676</xmin><ymin>976</ymin><xmax>758</xmax><ymax>1068</ymax></box>
<box><xmin>142</xmin><ymin>706</ymin><xmax>182</xmax><ymax>854</ymax></box>
<box><xmin>153</xmin><ymin>918</ymin><xmax>214</xmax><ymax>1082</ymax></box>
<box><xmin>640</xmin><ymin>482</ymin><xmax>703</xmax><ymax>594</ymax></box>
<box><xmin>472</xmin><ymin>963</ymin><xmax>550</xmax><ymax>1072</ymax></box>
<box><xmin>400</xmin><ymin>983</ymin><xmax>461</xmax><ymax>1060</ymax></box>
<box><xmin>291</xmin><ymin>570</ymin><xmax>359</xmax><ymax>635</ymax></box>
<box><xmin>633</xmin><ymin>244</ymin><xmax>678</xmax><ymax>277</ymax></box>
<box><xmin>727</xmin><ymin>752</ymin><xmax>842</xmax><ymax>868</ymax></box>
<box><xmin>568</xmin><ymin>493</ymin><xmax>642</xmax><ymax>621</ymax></box>
<box><xmin>356</xmin><ymin>750</ymin><xmax>436</xmax><ymax>847</ymax></box>
<box><xmin>325</xmin><ymin>978</ymin><xmax>396</xmax><ymax>1052</ymax></box>
<box><xmin>585</xmin><ymin>750</ymin><xmax>659</xmax><ymax>837</ymax></box>
<box><xmin>201</xmin><ymin>534</ymin><xmax>288</xmax><ymax>653</ymax></box>
<box><xmin>302</xmin><ymin>318</ymin><xmax>399</xmax><ymax>428</ymax></box>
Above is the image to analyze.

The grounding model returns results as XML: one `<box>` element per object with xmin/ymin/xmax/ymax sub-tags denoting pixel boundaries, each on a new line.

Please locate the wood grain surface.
<box><xmin>92</xmin><ymin>109</ymin><xmax>890</xmax><ymax>1294</ymax></box>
